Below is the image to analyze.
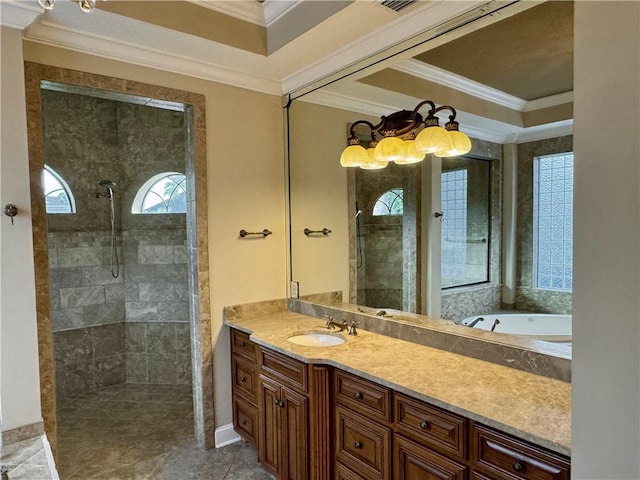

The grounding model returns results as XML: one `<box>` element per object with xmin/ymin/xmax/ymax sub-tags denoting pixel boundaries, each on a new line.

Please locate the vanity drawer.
<box><xmin>335</xmin><ymin>369</ymin><xmax>391</xmax><ymax>423</ymax></box>
<box><xmin>336</xmin><ymin>462</ymin><xmax>369</xmax><ymax>480</ymax></box>
<box><xmin>394</xmin><ymin>392</ymin><xmax>467</xmax><ymax>459</ymax></box>
<box><xmin>231</xmin><ymin>354</ymin><xmax>258</xmax><ymax>404</ymax></box>
<box><xmin>472</xmin><ymin>424</ymin><xmax>570</xmax><ymax>480</ymax></box>
<box><xmin>260</xmin><ymin>348</ymin><xmax>308</xmax><ymax>393</ymax></box>
<box><xmin>335</xmin><ymin>406</ymin><xmax>391</xmax><ymax>480</ymax></box>
<box><xmin>230</xmin><ymin>329</ymin><xmax>256</xmax><ymax>361</ymax></box>
<box><xmin>394</xmin><ymin>434</ymin><xmax>467</xmax><ymax>480</ymax></box>
<box><xmin>232</xmin><ymin>394</ymin><xmax>259</xmax><ymax>447</ymax></box>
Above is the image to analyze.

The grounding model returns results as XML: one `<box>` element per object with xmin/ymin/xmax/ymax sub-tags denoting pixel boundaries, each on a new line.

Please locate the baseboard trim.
<box><xmin>214</xmin><ymin>423</ymin><xmax>241</xmax><ymax>448</ymax></box>
<box><xmin>1</xmin><ymin>420</ymin><xmax>44</xmax><ymax>447</ymax></box>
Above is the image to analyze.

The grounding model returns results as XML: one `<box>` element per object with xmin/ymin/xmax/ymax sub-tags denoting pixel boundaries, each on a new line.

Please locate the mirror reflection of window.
<box><xmin>441</xmin><ymin>158</ymin><xmax>490</xmax><ymax>289</ymax></box>
<box><xmin>373</xmin><ymin>188</ymin><xmax>404</xmax><ymax>216</ymax></box>
<box><xmin>533</xmin><ymin>152</ymin><xmax>574</xmax><ymax>291</ymax></box>
<box><xmin>43</xmin><ymin>164</ymin><xmax>76</xmax><ymax>214</ymax></box>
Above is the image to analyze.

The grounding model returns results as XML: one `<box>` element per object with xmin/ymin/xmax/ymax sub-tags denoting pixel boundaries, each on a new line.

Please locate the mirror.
<box><xmin>288</xmin><ymin>0</ymin><xmax>573</xmax><ymax>347</ymax></box>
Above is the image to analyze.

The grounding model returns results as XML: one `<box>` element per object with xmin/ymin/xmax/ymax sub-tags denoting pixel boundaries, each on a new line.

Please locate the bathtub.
<box><xmin>460</xmin><ymin>313</ymin><xmax>572</xmax><ymax>343</ymax></box>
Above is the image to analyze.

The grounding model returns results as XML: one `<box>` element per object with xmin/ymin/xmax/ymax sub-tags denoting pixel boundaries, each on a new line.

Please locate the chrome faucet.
<box><xmin>323</xmin><ymin>315</ymin><xmax>348</xmax><ymax>331</ymax></box>
<box><xmin>466</xmin><ymin>316</ymin><xmax>485</xmax><ymax>328</ymax></box>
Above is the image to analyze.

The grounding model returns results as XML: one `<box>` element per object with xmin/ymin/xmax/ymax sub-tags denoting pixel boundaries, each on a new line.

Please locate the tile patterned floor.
<box><xmin>57</xmin><ymin>384</ymin><xmax>273</xmax><ymax>479</ymax></box>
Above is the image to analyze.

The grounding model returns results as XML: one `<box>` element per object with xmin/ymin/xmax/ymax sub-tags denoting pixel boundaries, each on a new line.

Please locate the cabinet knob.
<box><xmin>274</xmin><ymin>398</ymin><xmax>279</xmax><ymax>406</ymax></box>
<box><xmin>240</xmin><ymin>420</ymin><xmax>246</xmax><ymax>425</ymax></box>
<box><xmin>420</xmin><ymin>421</ymin><xmax>430</xmax><ymax>430</ymax></box>
<box><xmin>354</xmin><ymin>391</ymin><xmax>363</xmax><ymax>399</ymax></box>
<box><xmin>512</xmin><ymin>462</ymin><xmax>524</xmax><ymax>473</ymax></box>
<box><xmin>354</xmin><ymin>441</ymin><xmax>363</xmax><ymax>449</ymax></box>
<box><xmin>240</xmin><ymin>376</ymin><xmax>246</xmax><ymax>382</ymax></box>
<box><xmin>239</xmin><ymin>341</ymin><xmax>245</xmax><ymax>346</ymax></box>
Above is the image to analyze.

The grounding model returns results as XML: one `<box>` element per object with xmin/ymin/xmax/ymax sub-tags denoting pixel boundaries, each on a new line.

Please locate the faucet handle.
<box><xmin>348</xmin><ymin>321</ymin><xmax>359</xmax><ymax>336</ymax></box>
<box><xmin>323</xmin><ymin>314</ymin><xmax>335</xmax><ymax>328</ymax></box>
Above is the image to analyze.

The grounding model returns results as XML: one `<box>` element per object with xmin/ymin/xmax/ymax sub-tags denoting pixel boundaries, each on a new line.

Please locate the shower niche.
<box><xmin>43</xmin><ymin>87</ymin><xmax>192</xmax><ymax>399</ymax></box>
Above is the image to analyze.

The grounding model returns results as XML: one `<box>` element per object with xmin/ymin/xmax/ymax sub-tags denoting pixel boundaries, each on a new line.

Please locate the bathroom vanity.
<box><xmin>225</xmin><ymin>304</ymin><xmax>571</xmax><ymax>480</ymax></box>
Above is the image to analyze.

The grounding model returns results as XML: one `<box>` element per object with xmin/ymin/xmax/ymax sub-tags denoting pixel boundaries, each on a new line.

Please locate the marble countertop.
<box><xmin>224</xmin><ymin>308</ymin><xmax>571</xmax><ymax>457</ymax></box>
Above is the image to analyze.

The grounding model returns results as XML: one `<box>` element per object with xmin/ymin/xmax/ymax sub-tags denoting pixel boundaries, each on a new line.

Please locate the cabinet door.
<box><xmin>281</xmin><ymin>386</ymin><xmax>309</xmax><ymax>480</ymax></box>
<box><xmin>260</xmin><ymin>375</ymin><xmax>281</xmax><ymax>477</ymax></box>
<box><xmin>394</xmin><ymin>434</ymin><xmax>467</xmax><ymax>480</ymax></box>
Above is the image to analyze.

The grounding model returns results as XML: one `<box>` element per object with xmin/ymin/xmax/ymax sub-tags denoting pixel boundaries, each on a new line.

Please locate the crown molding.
<box><xmin>524</xmin><ymin>91</ymin><xmax>574</xmax><ymax>111</ymax></box>
<box><xmin>263</xmin><ymin>0</ymin><xmax>303</xmax><ymax>27</ymax></box>
<box><xmin>0</xmin><ymin>0</ymin><xmax>42</xmax><ymax>29</ymax></box>
<box><xmin>187</xmin><ymin>0</ymin><xmax>266</xmax><ymax>27</ymax></box>
<box><xmin>188</xmin><ymin>0</ymin><xmax>301</xmax><ymax>28</ymax></box>
<box><xmin>393</xmin><ymin>59</ymin><xmax>528</xmax><ymax>111</ymax></box>
<box><xmin>281</xmin><ymin>0</ymin><xmax>479</xmax><ymax>95</ymax></box>
<box><xmin>299</xmin><ymin>85</ymin><xmax>573</xmax><ymax>145</ymax></box>
<box><xmin>26</xmin><ymin>19</ymin><xmax>282</xmax><ymax>95</ymax></box>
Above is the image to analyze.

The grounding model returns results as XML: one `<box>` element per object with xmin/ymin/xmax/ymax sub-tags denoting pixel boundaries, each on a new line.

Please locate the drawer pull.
<box><xmin>239</xmin><ymin>341</ymin><xmax>246</xmax><ymax>346</ymax></box>
<box><xmin>420</xmin><ymin>421</ymin><xmax>430</xmax><ymax>430</ymax></box>
<box><xmin>354</xmin><ymin>441</ymin><xmax>363</xmax><ymax>449</ymax></box>
<box><xmin>354</xmin><ymin>391</ymin><xmax>363</xmax><ymax>399</ymax></box>
<box><xmin>512</xmin><ymin>462</ymin><xmax>525</xmax><ymax>473</ymax></box>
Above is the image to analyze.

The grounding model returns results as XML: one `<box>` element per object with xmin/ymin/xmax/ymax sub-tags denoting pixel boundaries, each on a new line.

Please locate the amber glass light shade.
<box><xmin>374</xmin><ymin>136</ymin><xmax>406</xmax><ymax>163</ymax></box>
<box><xmin>414</xmin><ymin>125</ymin><xmax>451</xmax><ymax>154</ymax></box>
<box><xmin>340</xmin><ymin>144</ymin><xmax>368</xmax><ymax>167</ymax></box>
<box><xmin>361</xmin><ymin>147</ymin><xmax>388</xmax><ymax>169</ymax></box>
<box><xmin>394</xmin><ymin>138</ymin><xmax>425</xmax><ymax>165</ymax></box>
<box><xmin>434</xmin><ymin>130</ymin><xmax>472</xmax><ymax>157</ymax></box>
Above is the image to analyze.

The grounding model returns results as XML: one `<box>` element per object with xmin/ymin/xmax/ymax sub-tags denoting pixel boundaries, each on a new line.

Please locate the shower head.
<box><xmin>98</xmin><ymin>180</ymin><xmax>116</xmax><ymax>188</ymax></box>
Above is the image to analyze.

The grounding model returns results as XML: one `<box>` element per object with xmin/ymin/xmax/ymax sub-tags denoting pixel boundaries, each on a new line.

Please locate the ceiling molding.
<box><xmin>280</xmin><ymin>0</ymin><xmax>480</xmax><ymax>95</ymax></box>
<box><xmin>393</xmin><ymin>59</ymin><xmax>528</xmax><ymax>111</ymax></box>
<box><xmin>188</xmin><ymin>0</ymin><xmax>301</xmax><ymax>28</ymax></box>
<box><xmin>524</xmin><ymin>91</ymin><xmax>574</xmax><ymax>112</ymax></box>
<box><xmin>263</xmin><ymin>0</ymin><xmax>303</xmax><ymax>27</ymax></box>
<box><xmin>187</xmin><ymin>0</ymin><xmax>266</xmax><ymax>27</ymax></box>
<box><xmin>299</xmin><ymin>84</ymin><xmax>573</xmax><ymax>145</ymax></box>
<box><xmin>26</xmin><ymin>19</ymin><xmax>282</xmax><ymax>95</ymax></box>
<box><xmin>0</xmin><ymin>0</ymin><xmax>43</xmax><ymax>29</ymax></box>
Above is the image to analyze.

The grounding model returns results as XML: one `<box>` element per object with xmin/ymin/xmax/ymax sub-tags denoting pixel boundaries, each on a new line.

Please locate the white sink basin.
<box><xmin>287</xmin><ymin>332</ymin><xmax>346</xmax><ymax>346</ymax></box>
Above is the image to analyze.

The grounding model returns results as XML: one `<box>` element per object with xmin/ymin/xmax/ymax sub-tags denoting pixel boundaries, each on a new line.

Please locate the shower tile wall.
<box><xmin>355</xmin><ymin>163</ymin><xmax>420</xmax><ymax>311</ymax></box>
<box><xmin>124</xmin><ymin>228</ymin><xmax>191</xmax><ymax>384</ymax></box>
<box><xmin>49</xmin><ymin>232</ymin><xmax>125</xmax><ymax>398</ymax></box>
<box><xmin>43</xmin><ymin>90</ymin><xmax>189</xmax><ymax>399</ymax></box>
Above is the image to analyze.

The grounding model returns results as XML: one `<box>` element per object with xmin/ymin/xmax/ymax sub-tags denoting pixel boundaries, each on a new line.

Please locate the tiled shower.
<box><xmin>43</xmin><ymin>88</ymin><xmax>192</xmax><ymax>400</ymax></box>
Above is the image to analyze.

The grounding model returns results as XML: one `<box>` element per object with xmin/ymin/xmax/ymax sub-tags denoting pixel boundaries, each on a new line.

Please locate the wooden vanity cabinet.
<box><xmin>228</xmin><ymin>327</ymin><xmax>569</xmax><ymax>480</ymax></box>
<box><xmin>258</xmin><ymin>348</ymin><xmax>312</xmax><ymax>480</ymax></box>
<box><xmin>230</xmin><ymin>329</ymin><xmax>259</xmax><ymax>447</ymax></box>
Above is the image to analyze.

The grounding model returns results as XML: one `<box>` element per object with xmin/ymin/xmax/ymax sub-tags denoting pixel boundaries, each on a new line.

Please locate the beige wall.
<box><xmin>0</xmin><ymin>26</ymin><xmax>43</xmax><ymax>434</ymax></box>
<box><xmin>19</xmin><ymin>42</ymin><xmax>287</xmax><ymax>429</ymax></box>
<box><xmin>572</xmin><ymin>1</ymin><xmax>640</xmax><ymax>477</ymax></box>
<box><xmin>289</xmin><ymin>100</ymin><xmax>375</xmax><ymax>298</ymax></box>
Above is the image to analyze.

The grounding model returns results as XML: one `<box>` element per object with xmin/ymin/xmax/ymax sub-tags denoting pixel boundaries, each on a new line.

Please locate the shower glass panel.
<box><xmin>441</xmin><ymin>157</ymin><xmax>490</xmax><ymax>288</ymax></box>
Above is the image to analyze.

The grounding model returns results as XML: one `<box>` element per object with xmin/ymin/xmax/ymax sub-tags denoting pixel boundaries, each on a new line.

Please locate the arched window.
<box><xmin>372</xmin><ymin>188</ymin><xmax>403</xmax><ymax>216</ymax></box>
<box><xmin>132</xmin><ymin>172</ymin><xmax>187</xmax><ymax>214</ymax></box>
<box><xmin>43</xmin><ymin>165</ymin><xmax>76</xmax><ymax>214</ymax></box>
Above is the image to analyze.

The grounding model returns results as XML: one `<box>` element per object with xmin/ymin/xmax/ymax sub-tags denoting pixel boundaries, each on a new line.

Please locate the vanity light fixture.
<box><xmin>38</xmin><ymin>0</ymin><xmax>98</xmax><ymax>13</ymax></box>
<box><xmin>340</xmin><ymin>100</ymin><xmax>472</xmax><ymax>169</ymax></box>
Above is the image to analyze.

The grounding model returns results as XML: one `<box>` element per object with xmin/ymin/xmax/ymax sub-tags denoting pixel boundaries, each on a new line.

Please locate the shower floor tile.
<box><xmin>57</xmin><ymin>384</ymin><xmax>272</xmax><ymax>480</ymax></box>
